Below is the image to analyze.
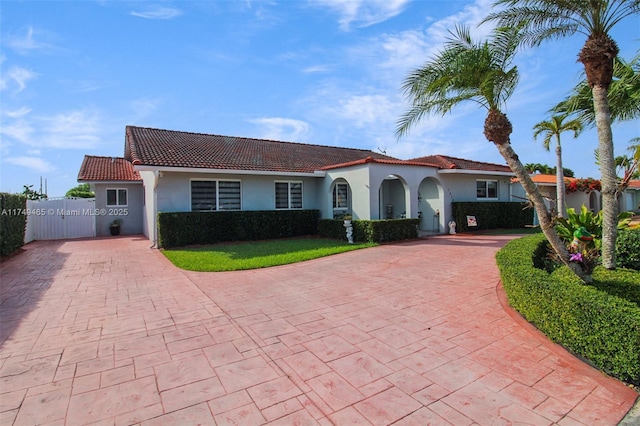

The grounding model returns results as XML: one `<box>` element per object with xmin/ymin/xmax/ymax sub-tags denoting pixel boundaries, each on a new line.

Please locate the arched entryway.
<box><xmin>418</xmin><ymin>177</ymin><xmax>444</xmax><ymax>232</ymax></box>
<box><xmin>379</xmin><ymin>175</ymin><xmax>409</xmax><ymax>220</ymax></box>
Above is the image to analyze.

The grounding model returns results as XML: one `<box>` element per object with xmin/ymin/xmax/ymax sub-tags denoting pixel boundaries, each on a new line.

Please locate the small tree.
<box><xmin>66</xmin><ymin>183</ymin><xmax>95</xmax><ymax>198</ymax></box>
<box><xmin>22</xmin><ymin>185</ymin><xmax>46</xmax><ymax>200</ymax></box>
<box><xmin>533</xmin><ymin>114</ymin><xmax>583</xmax><ymax>217</ymax></box>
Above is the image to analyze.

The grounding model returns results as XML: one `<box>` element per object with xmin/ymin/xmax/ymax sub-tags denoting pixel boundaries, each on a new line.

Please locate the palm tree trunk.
<box><xmin>495</xmin><ymin>142</ymin><xmax>592</xmax><ymax>283</ymax></box>
<box><xmin>555</xmin><ymin>141</ymin><xmax>565</xmax><ymax>218</ymax></box>
<box><xmin>593</xmin><ymin>85</ymin><xmax>618</xmax><ymax>269</ymax></box>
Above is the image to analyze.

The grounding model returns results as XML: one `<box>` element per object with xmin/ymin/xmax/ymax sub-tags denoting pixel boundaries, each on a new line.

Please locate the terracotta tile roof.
<box><xmin>527</xmin><ymin>174</ymin><xmax>581</xmax><ymax>186</ymax></box>
<box><xmin>628</xmin><ymin>180</ymin><xmax>640</xmax><ymax>189</ymax></box>
<box><xmin>78</xmin><ymin>155</ymin><xmax>141</xmax><ymax>182</ymax></box>
<box><xmin>321</xmin><ymin>156</ymin><xmax>441</xmax><ymax>170</ymax></box>
<box><xmin>530</xmin><ymin>174</ymin><xmax>563</xmax><ymax>184</ymax></box>
<box><xmin>408</xmin><ymin>154</ymin><xmax>512</xmax><ymax>173</ymax></box>
<box><xmin>124</xmin><ymin>126</ymin><xmax>397</xmax><ymax>173</ymax></box>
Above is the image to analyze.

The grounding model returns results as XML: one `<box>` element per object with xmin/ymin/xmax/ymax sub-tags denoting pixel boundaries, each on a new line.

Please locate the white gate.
<box><xmin>25</xmin><ymin>197</ymin><xmax>96</xmax><ymax>242</ymax></box>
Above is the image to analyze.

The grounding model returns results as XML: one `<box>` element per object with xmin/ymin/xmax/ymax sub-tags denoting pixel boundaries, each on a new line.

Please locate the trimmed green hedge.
<box><xmin>496</xmin><ymin>234</ymin><xmax>640</xmax><ymax>384</ymax></box>
<box><xmin>616</xmin><ymin>228</ymin><xmax>640</xmax><ymax>270</ymax></box>
<box><xmin>1</xmin><ymin>193</ymin><xmax>27</xmax><ymax>257</ymax></box>
<box><xmin>318</xmin><ymin>218</ymin><xmax>419</xmax><ymax>243</ymax></box>
<box><xmin>452</xmin><ymin>202</ymin><xmax>533</xmax><ymax>232</ymax></box>
<box><xmin>158</xmin><ymin>210</ymin><xmax>320</xmax><ymax>248</ymax></box>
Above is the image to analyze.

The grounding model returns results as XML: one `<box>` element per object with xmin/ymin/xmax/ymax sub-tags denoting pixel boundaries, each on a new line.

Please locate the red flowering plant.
<box><xmin>565</xmin><ymin>177</ymin><xmax>601</xmax><ymax>193</ymax></box>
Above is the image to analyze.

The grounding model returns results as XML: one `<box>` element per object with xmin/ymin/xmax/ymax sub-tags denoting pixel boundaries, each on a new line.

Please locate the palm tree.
<box><xmin>533</xmin><ymin>114</ymin><xmax>583</xmax><ymax>217</ymax></box>
<box><xmin>396</xmin><ymin>25</ymin><xmax>591</xmax><ymax>282</ymax></box>
<box><xmin>484</xmin><ymin>1</ymin><xmax>640</xmax><ymax>269</ymax></box>
<box><xmin>554</xmin><ymin>53</ymin><xmax>640</xmax><ymax>124</ymax></box>
<box><xmin>525</xmin><ymin>163</ymin><xmax>553</xmax><ymax>174</ymax></box>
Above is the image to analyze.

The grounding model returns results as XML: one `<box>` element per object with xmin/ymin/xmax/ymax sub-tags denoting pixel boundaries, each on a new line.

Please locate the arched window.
<box><xmin>333</xmin><ymin>182</ymin><xmax>348</xmax><ymax>209</ymax></box>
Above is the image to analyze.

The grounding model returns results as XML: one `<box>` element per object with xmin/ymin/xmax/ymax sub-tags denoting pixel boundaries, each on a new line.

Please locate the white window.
<box><xmin>191</xmin><ymin>180</ymin><xmax>241</xmax><ymax>211</ymax></box>
<box><xmin>275</xmin><ymin>181</ymin><xmax>302</xmax><ymax>209</ymax></box>
<box><xmin>333</xmin><ymin>183</ymin><xmax>348</xmax><ymax>209</ymax></box>
<box><xmin>106</xmin><ymin>188</ymin><xmax>128</xmax><ymax>206</ymax></box>
<box><xmin>477</xmin><ymin>180</ymin><xmax>498</xmax><ymax>199</ymax></box>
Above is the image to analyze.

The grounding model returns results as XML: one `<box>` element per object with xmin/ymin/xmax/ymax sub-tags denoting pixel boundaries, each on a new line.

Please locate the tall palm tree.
<box><xmin>554</xmin><ymin>53</ymin><xmax>640</xmax><ymax>124</ymax></box>
<box><xmin>533</xmin><ymin>114</ymin><xmax>583</xmax><ymax>217</ymax></box>
<box><xmin>396</xmin><ymin>25</ymin><xmax>591</xmax><ymax>282</ymax></box>
<box><xmin>484</xmin><ymin>0</ymin><xmax>640</xmax><ymax>270</ymax></box>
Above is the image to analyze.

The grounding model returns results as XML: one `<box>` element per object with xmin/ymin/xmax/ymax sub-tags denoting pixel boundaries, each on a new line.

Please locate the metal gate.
<box><xmin>25</xmin><ymin>197</ymin><xmax>96</xmax><ymax>242</ymax></box>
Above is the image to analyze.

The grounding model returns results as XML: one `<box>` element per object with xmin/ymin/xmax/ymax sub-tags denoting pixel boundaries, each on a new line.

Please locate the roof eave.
<box><xmin>78</xmin><ymin>179</ymin><xmax>143</xmax><ymax>184</ymax></box>
<box><xmin>133</xmin><ymin>165</ymin><xmax>326</xmax><ymax>178</ymax></box>
<box><xmin>437</xmin><ymin>169</ymin><xmax>515</xmax><ymax>177</ymax></box>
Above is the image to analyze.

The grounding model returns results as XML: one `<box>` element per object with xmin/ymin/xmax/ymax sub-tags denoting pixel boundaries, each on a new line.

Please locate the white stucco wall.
<box><xmin>139</xmin><ymin>171</ymin><xmax>157</xmax><ymax>240</ymax></box>
<box><xmin>436</xmin><ymin>173</ymin><xmax>514</xmax><ymax>202</ymax></box>
<box><xmin>326</xmin><ymin>163</ymin><xmax>445</xmax><ymax>224</ymax></box>
<box><xmin>135</xmin><ymin>163</ymin><xmax>524</xmax><ymax>240</ymax></box>
<box><xmin>154</xmin><ymin>171</ymin><xmax>322</xmax><ymax>213</ymax></box>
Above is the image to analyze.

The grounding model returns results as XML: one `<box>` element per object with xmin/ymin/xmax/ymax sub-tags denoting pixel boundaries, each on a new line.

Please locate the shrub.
<box><xmin>451</xmin><ymin>202</ymin><xmax>533</xmax><ymax>232</ymax></box>
<box><xmin>158</xmin><ymin>210</ymin><xmax>320</xmax><ymax>248</ymax></box>
<box><xmin>555</xmin><ymin>205</ymin><xmax>634</xmax><ymax>251</ymax></box>
<box><xmin>1</xmin><ymin>193</ymin><xmax>27</xmax><ymax>257</ymax></box>
<box><xmin>616</xmin><ymin>229</ymin><xmax>640</xmax><ymax>271</ymax></box>
<box><xmin>318</xmin><ymin>218</ymin><xmax>419</xmax><ymax>243</ymax></box>
<box><xmin>496</xmin><ymin>234</ymin><xmax>640</xmax><ymax>384</ymax></box>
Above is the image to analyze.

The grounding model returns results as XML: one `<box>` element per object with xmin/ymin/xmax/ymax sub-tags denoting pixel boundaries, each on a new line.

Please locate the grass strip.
<box><xmin>162</xmin><ymin>238</ymin><xmax>377</xmax><ymax>271</ymax></box>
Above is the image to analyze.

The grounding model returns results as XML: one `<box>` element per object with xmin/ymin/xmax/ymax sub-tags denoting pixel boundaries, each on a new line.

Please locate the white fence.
<box><xmin>25</xmin><ymin>197</ymin><xmax>96</xmax><ymax>243</ymax></box>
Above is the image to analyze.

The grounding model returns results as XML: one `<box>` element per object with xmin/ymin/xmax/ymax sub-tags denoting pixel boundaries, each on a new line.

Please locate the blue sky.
<box><xmin>1</xmin><ymin>0</ymin><xmax>638</xmax><ymax>197</ymax></box>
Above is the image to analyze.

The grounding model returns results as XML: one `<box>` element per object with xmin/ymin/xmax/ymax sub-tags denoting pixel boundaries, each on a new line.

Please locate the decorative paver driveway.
<box><xmin>1</xmin><ymin>235</ymin><xmax>637</xmax><ymax>425</ymax></box>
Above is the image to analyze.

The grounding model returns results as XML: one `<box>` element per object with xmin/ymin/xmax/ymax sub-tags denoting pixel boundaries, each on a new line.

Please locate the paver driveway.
<box><xmin>1</xmin><ymin>235</ymin><xmax>637</xmax><ymax>425</ymax></box>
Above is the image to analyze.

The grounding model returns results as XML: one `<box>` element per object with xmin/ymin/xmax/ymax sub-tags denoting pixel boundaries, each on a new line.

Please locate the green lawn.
<box><xmin>162</xmin><ymin>238</ymin><xmax>377</xmax><ymax>272</ymax></box>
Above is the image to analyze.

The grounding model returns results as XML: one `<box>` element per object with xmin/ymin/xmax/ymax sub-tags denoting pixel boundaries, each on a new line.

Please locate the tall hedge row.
<box><xmin>0</xmin><ymin>193</ymin><xmax>27</xmax><ymax>257</ymax></box>
<box><xmin>318</xmin><ymin>218</ymin><xmax>419</xmax><ymax>243</ymax></box>
<box><xmin>158</xmin><ymin>209</ymin><xmax>320</xmax><ymax>248</ymax></box>
<box><xmin>452</xmin><ymin>202</ymin><xmax>533</xmax><ymax>232</ymax></box>
<box><xmin>496</xmin><ymin>234</ymin><xmax>640</xmax><ymax>383</ymax></box>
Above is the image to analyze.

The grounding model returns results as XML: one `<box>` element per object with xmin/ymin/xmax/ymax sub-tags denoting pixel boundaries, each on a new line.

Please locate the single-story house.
<box><xmin>528</xmin><ymin>174</ymin><xmax>602</xmax><ymax>215</ymax></box>
<box><xmin>78</xmin><ymin>125</ymin><xmax>531</xmax><ymax>243</ymax></box>
<box><xmin>623</xmin><ymin>180</ymin><xmax>640</xmax><ymax>212</ymax></box>
<box><xmin>527</xmin><ymin>174</ymin><xmax>640</xmax><ymax>215</ymax></box>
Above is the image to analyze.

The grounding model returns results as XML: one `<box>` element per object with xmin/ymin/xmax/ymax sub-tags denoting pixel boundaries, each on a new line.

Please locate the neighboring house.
<box><xmin>527</xmin><ymin>174</ymin><xmax>640</xmax><ymax>216</ymax></box>
<box><xmin>528</xmin><ymin>174</ymin><xmax>602</xmax><ymax>215</ymax></box>
<box><xmin>77</xmin><ymin>125</ymin><xmax>528</xmax><ymax>244</ymax></box>
<box><xmin>622</xmin><ymin>180</ymin><xmax>640</xmax><ymax>212</ymax></box>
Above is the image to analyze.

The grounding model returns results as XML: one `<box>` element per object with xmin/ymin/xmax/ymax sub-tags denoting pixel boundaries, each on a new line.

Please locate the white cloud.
<box><xmin>3</xmin><ymin>107</ymin><xmax>32</xmax><ymax>118</ymax></box>
<box><xmin>302</xmin><ymin>65</ymin><xmax>333</xmax><ymax>73</ymax></box>
<box><xmin>4</xmin><ymin>156</ymin><xmax>55</xmax><ymax>173</ymax></box>
<box><xmin>1</xmin><ymin>108</ymin><xmax>103</xmax><ymax>149</ymax></box>
<box><xmin>39</xmin><ymin>110</ymin><xmax>102</xmax><ymax>149</ymax></box>
<box><xmin>129</xmin><ymin>97</ymin><xmax>162</xmax><ymax>121</ymax></box>
<box><xmin>0</xmin><ymin>66</ymin><xmax>39</xmax><ymax>93</ymax></box>
<box><xmin>5</xmin><ymin>26</ymin><xmax>50</xmax><ymax>53</ymax></box>
<box><xmin>0</xmin><ymin>119</ymin><xmax>34</xmax><ymax>144</ymax></box>
<box><xmin>426</xmin><ymin>0</ymin><xmax>495</xmax><ymax>42</ymax></box>
<box><xmin>249</xmin><ymin>117</ymin><xmax>310</xmax><ymax>141</ymax></box>
<box><xmin>130</xmin><ymin>6</ymin><xmax>183</xmax><ymax>20</ymax></box>
<box><xmin>314</xmin><ymin>0</ymin><xmax>410</xmax><ymax>31</ymax></box>
<box><xmin>339</xmin><ymin>95</ymin><xmax>398</xmax><ymax>128</ymax></box>
<box><xmin>379</xmin><ymin>29</ymin><xmax>432</xmax><ymax>71</ymax></box>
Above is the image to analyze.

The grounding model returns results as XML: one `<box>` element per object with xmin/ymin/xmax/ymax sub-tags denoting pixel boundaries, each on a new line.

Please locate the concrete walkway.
<box><xmin>1</xmin><ymin>235</ymin><xmax>637</xmax><ymax>425</ymax></box>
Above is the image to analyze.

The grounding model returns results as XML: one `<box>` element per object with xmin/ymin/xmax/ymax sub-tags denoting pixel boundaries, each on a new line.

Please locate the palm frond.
<box><xmin>396</xmin><ymin>23</ymin><xmax>522</xmax><ymax>138</ymax></box>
